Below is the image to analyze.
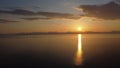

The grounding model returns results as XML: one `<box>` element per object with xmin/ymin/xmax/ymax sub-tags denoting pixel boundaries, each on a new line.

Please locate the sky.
<box><xmin>0</xmin><ymin>0</ymin><xmax>120</xmax><ymax>33</ymax></box>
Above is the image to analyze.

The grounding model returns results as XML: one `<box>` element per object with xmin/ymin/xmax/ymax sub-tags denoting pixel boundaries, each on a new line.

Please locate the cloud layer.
<box><xmin>0</xmin><ymin>9</ymin><xmax>81</xmax><ymax>21</ymax></box>
<box><xmin>0</xmin><ymin>1</ymin><xmax>119</xmax><ymax>23</ymax></box>
<box><xmin>0</xmin><ymin>19</ymin><xmax>18</xmax><ymax>23</ymax></box>
<box><xmin>79</xmin><ymin>1</ymin><xmax>120</xmax><ymax>19</ymax></box>
<box><xmin>0</xmin><ymin>9</ymin><xmax>35</xmax><ymax>16</ymax></box>
<box><xmin>22</xmin><ymin>17</ymin><xmax>52</xmax><ymax>20</ymax></box>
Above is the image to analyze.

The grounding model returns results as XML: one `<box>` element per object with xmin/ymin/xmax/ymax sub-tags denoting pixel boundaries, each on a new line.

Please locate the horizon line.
<box><xmin>0</xmin><ymin>31</ymin><xmax>120</xmax><ymax>35</ymax></box>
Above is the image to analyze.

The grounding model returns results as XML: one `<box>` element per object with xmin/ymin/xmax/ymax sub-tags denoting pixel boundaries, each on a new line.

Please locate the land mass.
<box><xmin>0</xmin><ymin>31</ymin><xmax>120</xmax><ymax>36</ymax></box>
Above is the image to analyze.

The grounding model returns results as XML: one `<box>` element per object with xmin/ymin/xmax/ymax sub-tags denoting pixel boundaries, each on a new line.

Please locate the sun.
<box><xmin>77</xmin><ymin>27</ymin><xmax>82</xmax><ymax>31</ymax></box>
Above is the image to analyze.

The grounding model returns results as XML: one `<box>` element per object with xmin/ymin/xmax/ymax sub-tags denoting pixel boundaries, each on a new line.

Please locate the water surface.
<box><xmin>0</xmin><ymin>34</ymin><xmax>120</xmax><ymax>68</ymax></box>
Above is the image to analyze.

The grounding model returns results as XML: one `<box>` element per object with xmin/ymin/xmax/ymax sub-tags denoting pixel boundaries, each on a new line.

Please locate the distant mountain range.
<box><xmin>0</xmin><ymin>31</ymin><xmax>120</xmax><ymax>35</ymax></box>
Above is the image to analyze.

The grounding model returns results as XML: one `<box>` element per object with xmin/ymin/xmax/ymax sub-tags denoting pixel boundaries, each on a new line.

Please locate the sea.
<box><xmin>0</xmin><ymin>34</ymin><xmax>120</xmax><ymax>68</ymax></box>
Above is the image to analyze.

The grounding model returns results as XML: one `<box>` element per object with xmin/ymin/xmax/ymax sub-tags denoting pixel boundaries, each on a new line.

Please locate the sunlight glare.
<box><xmin>78</xmin><ymin>27</ymin><xmax>82</xmax><ymax>31</ymax></box>
<box><xmin>75</xmin><ymin>34</ymin><xmax>83</xmax><ymax>66</ymax></box>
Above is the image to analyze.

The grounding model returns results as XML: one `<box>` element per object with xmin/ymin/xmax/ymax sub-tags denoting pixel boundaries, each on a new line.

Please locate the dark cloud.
<box><xmin>0</xmin><ymin>9</ymin><xmax>81</xmax><ymax>20</ymax></box>
<box><xmin>22</xmin><ymin>18</ymin><xmax>41</xmax><ymax>20</ymax></box>
<box><xmin>0</xmin><ymin>19</ymin><xmax>18</xmax><ymax>23</ymax></box>
<box><xmin>79</xmin><ymin>1</ymin><xmax>120</xmax><ymax>19</ymax></box>
<box><xmin>0</xmin><ymin>9</ymin><xmax>36</xmax><ymax>16</ymax></box>
<box><xmin>37</xmin><ymin>12</ymin><xmax>81</xmax><ymax>19</ymax></box>
<box><xmin>22</xmin><ymin>17</ymin><xmax>52</xmax><ymax>20</ymax></box>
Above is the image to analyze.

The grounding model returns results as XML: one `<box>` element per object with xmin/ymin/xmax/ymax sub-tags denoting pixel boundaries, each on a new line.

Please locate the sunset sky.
<box><xmin>0</xmin><ymin>0</ymin><xmax>120</xmax><ymax>33</ymax></box>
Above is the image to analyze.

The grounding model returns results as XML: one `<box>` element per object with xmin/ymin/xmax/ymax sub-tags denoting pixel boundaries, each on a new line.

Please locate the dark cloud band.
<box><xmin>0</xmin><ymin>9</ymin><xmax>81</xmax><ymax>20</ymax></box>
<box><xmin>78</xmin><ymin>1</ymin><xmax>120</xmax><ymax>19</ymax></box>
<box><xmin>0</xmin><ymin>19</ymin><xmax>18</xmax><ymax>23</ymax></box>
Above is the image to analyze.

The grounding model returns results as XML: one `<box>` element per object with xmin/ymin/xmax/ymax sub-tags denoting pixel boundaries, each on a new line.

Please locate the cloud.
<box><xmin>22</xmin><ymin>17</ymin><xmax>52</xmax><ymax>20</ymax></box>
<box><xmin>0</xmin><ymin>9</ymin><xmax>81</xmax><ymax>20</ymax></box>
<box><xmin>37</xmin><ymin>12</ymin><xmax>81</xmax><ymax>19</ymax></box>
<box><xmin>0</xmin><ymin>9</ymin><xmax>36</xmax><ymax>16</ymax></box>
<box><xmin>0</xmin><ymin>19</ymin><xmax>18</xmax><ymax>23</ymax></box>
<box><xmin>78</xmin><ymin>1</ymin><xmax>120</xmax><ymax>19</ymax></box>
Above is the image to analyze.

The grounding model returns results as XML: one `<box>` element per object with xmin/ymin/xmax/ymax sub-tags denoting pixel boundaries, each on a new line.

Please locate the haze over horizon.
<box><xmin>0</xmin><ymin>0</ymin><xmax>120</xmax><ymax>33</ymax></box>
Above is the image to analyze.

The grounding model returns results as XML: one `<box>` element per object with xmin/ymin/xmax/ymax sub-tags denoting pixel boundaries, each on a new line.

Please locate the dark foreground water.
<box><xmin>0</xmin><ymin>34</ymin><xmax>120</xmax><ymax>68</ymax></box>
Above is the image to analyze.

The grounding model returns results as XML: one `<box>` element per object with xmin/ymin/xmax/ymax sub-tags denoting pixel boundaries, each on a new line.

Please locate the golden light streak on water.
<box><xmin>75</xmin><ymin>34</ymin><xmax>83</xmax><ymax>66</ymax></box>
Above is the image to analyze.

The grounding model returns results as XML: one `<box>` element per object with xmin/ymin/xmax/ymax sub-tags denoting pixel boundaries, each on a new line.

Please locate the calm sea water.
<box><xmin>0</xmin><ymin>34</ymin><xmax>120</xmax><ymax>68</ymax></box>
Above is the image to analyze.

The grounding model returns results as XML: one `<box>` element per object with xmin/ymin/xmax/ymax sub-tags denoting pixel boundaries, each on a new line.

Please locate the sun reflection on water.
<box><xmin>75</xmin><ymin>34</ymin><xmax>83</xmax><ymax>66</ymax></box>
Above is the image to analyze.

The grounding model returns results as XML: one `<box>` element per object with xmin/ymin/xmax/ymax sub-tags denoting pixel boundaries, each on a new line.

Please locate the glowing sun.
<box><xmin>77</xmin><ymin>27</ymin><xmax>82</xmax><ymax>31</ymax></box>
